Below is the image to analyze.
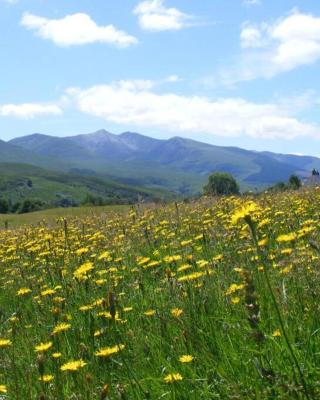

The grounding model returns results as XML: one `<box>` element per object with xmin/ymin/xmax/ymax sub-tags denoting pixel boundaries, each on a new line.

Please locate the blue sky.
<box><xmin>1</xmin><ymin>0</ymin><xmax>320</xmax><ymax>156</ymax></box>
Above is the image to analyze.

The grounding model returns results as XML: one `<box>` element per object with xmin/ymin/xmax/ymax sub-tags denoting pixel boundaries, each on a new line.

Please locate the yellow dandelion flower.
<box><xmin>179</xmin><ymin>355</ymin><xmax>194</xmax><ymax>363</ymax></box>
<box><xmin>75</xmin><ymin>247</ymin><xmax>89</xmax><ymax>256</ymax></box>
<box><xmin>171</xmin><ymin>308</ymin><xmax>183</xmax><ymax>318</ymax></box>
<box><xmin>231</xmin><ymin>296</ymin><xmax>241</xmax><ymax>304</ymax></box>
<box><xmin>41</xmin><ymin>289</ymin><xmax>56</xmax><ymax>296</ymax></box>
<box><xmin>79</xmin><ymin>305</ymin><xmax>93</xmax><ymax>312</ymax></box>
<box><xmin>225</xmin><ymin>283</ymin><xmax>245</xmax><ymax>296</ymax></box>
<box><xmin>164</xmin><ymin>255</ymin><xmax>182</xmax><ymax>263</ymax></box>
<box><xmin>52</xmin><ymin>352</ymin><xmax>62</xmax><ymax>359</ymax></box>
<box><xmin>52</xmin><ymin>323</ymin><xmax>71</xmax><ymax>335</ymax></box>
<box><xmin>0</xmin><ymin>385</ymin><xmax>7</xmax><ymax>393</ymax></box>
<box><xmin>137</xmin><ymin>257</ymin><xmax>150</xmax><ymax>266</ymax></box>
<box><xmin>0</xmin><ymin>339</ymin><xmax>12</xmax><ymax>348</ymax></box>
<box><xmin>258</xmin><ymin>238</ymin><xmax>268</xmax><ymax>247</ymax></box>
<box><xmin>94</xmin><ymin>329</ymin><xmax>103</xmax><ymax>337</ymax></box>
<box><xmin>144</xmin><ymin>260</ymin><xmax>160</xmax><ymax>269</ymax></box>
<box><xmin>177</xmin><ymin>271</ymin><xmax>205</xmax><ymax>282</ymax></box>
<box><xmin>181</xmin><ymin>239</ymin><xmax>192</xmax><ymax>246</ymax></box>
<box><xmin>144</xmin><ymin>310</ymin><xmax>156</xmax><ymax>316</ymax></box>
<box><xmin>164</xmin><ymin>373</ymin><xmax>183</xmax><ymax>383</ymax></box>
<box><xmin>276</xmin><ymin>233</ymin><xmax>296</xmax><ymax>243</ymax></box>
<box><xmin>231</xmin><ymin>202</ymin><xmax>259</xmax><ymax>225</ymax></box>
<box><xmin>39</xmin><ymin>375</ymin><xmax>54</xmax><ymax>382</ymax></box>
<box><xmin>95</xmin><ymin>344</ymin><xmax>125</xmax><ymax>357</ymax></box>
<box><xmin>35</xmin><ymin>342</ymin><xmax>53</xmax><ymax>353</ymax></box>
<box><xmin>177</xmin><ymin>264</ymin><xmax>192</xmax><ymax>272</ymax></box>
<box><xmin>60</xmin><ymin>359</ymin><xmax>87</xmax><ymax>371</ymax></box>
<box><xmin>16</xmin><ymin>288</ymin><xmax>32</xmax><ymax>296</ymax></box>
<box><xmin>272</xmin><ymin>329</ymin><xmax>281</xmax><ymax>337</ymax></box>
<box><xmin>98</xmin><ymin>251</ymin><xmax>111</xmax><ymax>261</ymax></box>
<box><xmin>73</xmin><ymin>262</ymin><xmax>94</xmax><ymax>280</ymax></box>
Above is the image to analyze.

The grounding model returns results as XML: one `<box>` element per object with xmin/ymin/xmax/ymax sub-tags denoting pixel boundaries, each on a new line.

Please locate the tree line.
<box><xmin>203</xmin><ymin>172</ymin><xmax>302</xmax><ymax>196</ymax></box>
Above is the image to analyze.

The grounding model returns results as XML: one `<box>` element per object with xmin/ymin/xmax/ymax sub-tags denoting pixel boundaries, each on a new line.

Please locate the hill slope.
<box><xmin>0</xmin><ymin>163</ymin><xmax>172</xmax><ymax>208</ymax></box>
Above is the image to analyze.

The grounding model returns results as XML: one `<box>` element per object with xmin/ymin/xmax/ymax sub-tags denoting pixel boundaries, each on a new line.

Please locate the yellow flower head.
<box><xmin>272</xmin><ymin>329</ymin><xmax>281</xmax><ymax>337</ymax></box>
<box><xmin>144</xmin><ymin>310</ymin><xmax>156</xmax><ymax>316</ymax></box>
<box><xmin>276</xmin><ymin>233</ymin><xmax>297</xmax><ymax>243</ymax></box>
<box><xmin>60</xmin><ymin>359</ymin><xmax>87</xmax><ymax>371</ymax></box>
<box><xmin>231</xmin><ymin>202</ymin><xmax>259</xmax><ymax>225</ymax></box>
<box><xmin>73</xmin><ymin>262</ymin><xmax>94</xmax><ymax>280</ymax></box>
<box><xmin>39</xmin><ymin>375</ymin><xmax>54</xmax><ymax>382</ymax></box>
<box><xmin>171</xmin><ymin>308</ymin><xmax>183</xmax><ymax>318</ymax></box>
<box><xmin>17</xmin><ymin>288</ymin><xmax>32</xmax><ymax>296</ymax></box>
<box><xmin>179</xmin><ymin>355</ymin><xmax>194</xmax><ymax>363</ymax></box>
<box><xmin>35</xmin><ymin>342</ymin><xmax>53</xmax><ymax>352</ymax></box>
<box><xmin>0</xmin><ymin>339</ymin><xmax>12</xmax><ymax>348</ymax></box>
<box><xmin>164</xmin><ymin>373</ymin><xmax>183</xmax><ymax>383</ymax></box>
<box><xmin>95</xmin><ymin>344</ymin><xmax>125</xmax><ymax>357</ymax></box>
<box><xmin>177</xmin><ymin>271</ymin><xmax>205</xmax><ymax>282</ymax></box>
<box><xmin>0</xmin><ymin>385</ymin><xmax>7</xmax><ymax>393</ymax></box>
<box><xmin>52</xmin><ymin>322</ymin><xmax>71</xmax><ymax>335</ymax></box>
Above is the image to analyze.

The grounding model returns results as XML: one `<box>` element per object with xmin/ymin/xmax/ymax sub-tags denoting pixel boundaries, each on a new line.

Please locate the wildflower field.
<box><xmin>1</xmin><ymin>187</ymin><xmax>320</xmax><ymax>399</ymax></box>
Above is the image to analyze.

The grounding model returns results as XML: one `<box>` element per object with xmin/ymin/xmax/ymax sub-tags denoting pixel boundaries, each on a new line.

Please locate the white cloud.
<box><xmin>239</xmin><ymin>11</ymin><xmax>320</xmax><ymax>80</ymax></box>
<box><xmin>133</xmin><ymin>0</ymin><xmax>194</xmax><ymax>31</ymax></box>
<box><xmin>217</xmin><ymin>11</ymin><xmax>320</xmax><ymax>85</ymax></box>
<box><xmin>66</xmin><ymin>81</ymin><xmax>318</xmax><ymax>140</ymax></box>
<box><xmin>240</xmin><ymin>23</ymin><xmax>264</xmax><ymax>48</ymax></box>
<box><xmin>0</xmin><ymin>103</ymin><xmax>62</xmax><ymax>119</ymax></box>
<box><xmin>21</xmin><ymin>12</ymin><xmax>137</xmax><ymax>47</ymax></box>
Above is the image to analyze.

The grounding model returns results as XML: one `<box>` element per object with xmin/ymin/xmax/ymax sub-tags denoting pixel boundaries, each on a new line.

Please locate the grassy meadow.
<box><xmin>0</xmin><ymin>205</ymin><xmax>129</xmax><ymax>229</ymax></box>
<box><xmin>0</xmin><ymin>187</ymin><xmax>320</xmax><ymax>399</ymax></box>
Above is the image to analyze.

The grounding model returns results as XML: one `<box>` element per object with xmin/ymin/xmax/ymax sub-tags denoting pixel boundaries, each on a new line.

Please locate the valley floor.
<box><xmin>0</xmin><ymin>204</ymin><xmax>129</xmax><ymax>228</ymax></box>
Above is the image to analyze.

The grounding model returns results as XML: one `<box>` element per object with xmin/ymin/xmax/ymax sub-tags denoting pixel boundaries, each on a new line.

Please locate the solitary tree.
<box><xmin>0</xmin><ymin>199</ymin><xmax>8</xmax><ymax>214</ymax></box>
<box><xmin>288</xmin><ymin>174</ymin><xmax>301</xmax><ymax>190</ymax></box>
<box><xmin>204</xmin><ymin>172</ymin><xmax>240</xmax><ymax>196</ymax></box>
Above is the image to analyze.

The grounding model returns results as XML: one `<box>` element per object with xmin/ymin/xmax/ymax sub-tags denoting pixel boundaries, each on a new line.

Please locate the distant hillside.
<box><xmin>0</xmin><ymin>138</ymin><xmax>69</xmax><ymax>170</ymax></box>
<box><xmin>9</xmin><ymin>130</ymin><xmax>320</xmax><ymax>194</ymax></box>
<box><xmin>0</xmin><ymin>163</ymin><xmax>173</xmax><ymax>209</ymax></box>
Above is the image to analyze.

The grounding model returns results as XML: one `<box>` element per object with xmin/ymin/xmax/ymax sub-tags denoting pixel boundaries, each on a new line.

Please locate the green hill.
<box><xmin>0</xmin><ymin>163</ymin><xmax>173</xmax><ymax>210</ymax></box>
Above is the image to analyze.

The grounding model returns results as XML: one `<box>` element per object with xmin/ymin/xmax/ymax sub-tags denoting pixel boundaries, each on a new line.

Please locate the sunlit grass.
<box><xmin>0</xmin><ymin>188</ymin><xmax>320</xmax><ymax>398</ymax></box>
<box><xmin>0</xmin><ymin>204</ymin><xmax>129</xmax><ymax>228</ymax></box>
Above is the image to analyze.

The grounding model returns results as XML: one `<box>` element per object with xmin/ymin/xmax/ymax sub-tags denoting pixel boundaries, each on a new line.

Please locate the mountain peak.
<box><xmin>92</xmin><ymin>129</ymin><xmax>113</xmax><ymax>136</ymax></box>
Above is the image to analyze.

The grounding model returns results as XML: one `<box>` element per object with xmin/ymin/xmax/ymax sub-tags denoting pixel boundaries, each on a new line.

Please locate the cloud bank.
<box><xmin>21</xmin><ymin>12</ymin><xmax>138</xmax><ymax>47</ymax></box>
<box><xmin>217</xmin><ymin>10</ymin><xmax>320</xmax><ymax>85</ymax></box>
<box><xmin>0</xmin><ymin>103</ymin><xmax>62</xmax><ymax>119</ymax></box>
<box><xmin>66</xmin><ymin>80</ymin><xmax>318</xmax><ymax>140</ymax></box>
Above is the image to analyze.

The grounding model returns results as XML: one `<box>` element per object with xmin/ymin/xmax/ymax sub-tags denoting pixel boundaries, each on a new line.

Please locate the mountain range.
<box><xmin>0</xmin><ymin>130</ymin><xmax>319</xmax><ymax>202</ymax></box>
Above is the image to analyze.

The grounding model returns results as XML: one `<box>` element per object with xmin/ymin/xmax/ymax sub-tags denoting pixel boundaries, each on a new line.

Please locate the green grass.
<box><xmin>0</xmin><ymin>188</ymin><xmax>320</xmax><ymax>398</ymax></box>
<box><xmin>0</xmin><ymin>204</ymin><xmax>129</xmax><ymax>228</ymax></box>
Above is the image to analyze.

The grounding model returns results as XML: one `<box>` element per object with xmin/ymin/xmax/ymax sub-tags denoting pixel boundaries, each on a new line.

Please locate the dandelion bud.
<box><xmin>85</xmin><ymin>373</ymin><xmax>93</xmax><ymax>384</ymax></box>
<box><xmin>37</xmin><ymin>354</ymin><xmax>45</xmax><ymax>378</ymax></box>
<box><xmin>100</xmin><ymin>384</ymin><xmax>110</xmax><ymax>400</ymax></box>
